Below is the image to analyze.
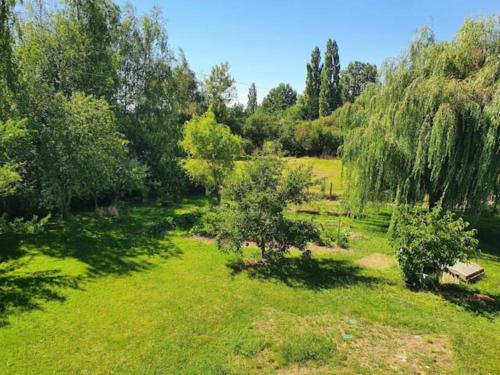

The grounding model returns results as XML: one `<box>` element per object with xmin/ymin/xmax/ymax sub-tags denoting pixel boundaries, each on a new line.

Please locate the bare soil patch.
<box><xmin>228</xmin><ymin>309</ymin><xmax>453</xmax><ymax>374</ymax></box>
<box><xmin>357</xmin><ymin>253</ymin><xmax>394</xmax><ymax>270</ymax></box>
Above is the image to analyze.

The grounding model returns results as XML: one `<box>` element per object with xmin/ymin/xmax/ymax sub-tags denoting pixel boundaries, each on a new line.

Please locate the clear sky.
<box><xmin>117</xmin><ymin>0</ymin><xmax>499</xmax><ymax>103</ymax></box>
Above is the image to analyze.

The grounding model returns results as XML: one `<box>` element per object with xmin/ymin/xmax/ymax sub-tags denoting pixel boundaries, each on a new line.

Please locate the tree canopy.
<box><xmin>340</xmin><ymin>17</ymin><xmax>500</xmax><ymax>213</ymax></box>
<box><xmin>180</xmin><ymin>111</ymin><xmax>242</xmax><ymax>198</ymax></box>
<box><xmin>261</xmin><ymin>83</ymin><xmax>297</xmax><ymax>113</ymax></box>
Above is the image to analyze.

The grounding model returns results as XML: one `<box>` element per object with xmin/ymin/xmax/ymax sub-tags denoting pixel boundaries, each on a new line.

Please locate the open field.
<box><xmin>0</xmin><ymin>158</ymin><xmax>499</xmax><ymax>374</ymax></box>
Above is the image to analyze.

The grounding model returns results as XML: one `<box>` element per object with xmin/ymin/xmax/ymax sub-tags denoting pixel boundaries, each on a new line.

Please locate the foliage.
<box><xmin>0</xmin><ymin>213</ymin><xmax>51</xmax><ymax>235</ymax></box>
<box><xmin>294</xmin><ymin>110</ymin><xmax>343</xmax><ymax>156</ymax></box>
<box><xmin>243</xmin><ymin>110</ymin><xmax>279</xmax><ymax>149</ymax></box>
<box><xmin>215</xmin><ymin>156</ymin><xmax>318</xmax><ymax>259</ymax></box>
<box><xmin>0</xmin><ymin>119</ymin><xmax>29</xmax><ymax>195</ymax></box>
<box><xmin>340</xmin><ymin>61</ymin><xmax>377</xmax><ymax>103</ymax></box>
<box><xmin>204</xmin><ymin>62</ymin><xmax>236</xmax><ymax>121</ymax></box>
<box><xmin>180</xmin><ymin>111</ymin><xmax>242</xmax><ymax>198</ymax></box>
<box><xmin>391</xmin><ymin>204</ymin><xmax>479</xmax><ymax>289</ymax></box>
<box><xmin>341</xmin><ymin>18</ymin><xmax>500</xmax><ymax>213</ymax></box>
<box><xmin>116</xmin><ymin>7</ymin><xmax>193</xmax><ymax>197</ymax></box>
<box><xmin>247</xmin><ymin>83</ymin><xmax>258</xmax><ymax>113</ymax></box>
<box><xmin>319</xmin><ymin>39</ymin><xmax>341</xmax><ymax>116</ymax></box>
<box><xmin>38</xmin><ymin>93</ymin><xmax>143</xmax><ymax>215</ymax></box>
<box><xmin>261</xmin><ymin>83</ymin><xmax>297</xmax><ymax>113</ymax></box>
<box><xmin>318</xmin><ymin>221</ymin><xmax>350</xmax><ymax>248</ymax></box>
<box><xmin>304</xmin><ymin>47</ymin><xmax>322</xmax><ymax>119</ymax></box>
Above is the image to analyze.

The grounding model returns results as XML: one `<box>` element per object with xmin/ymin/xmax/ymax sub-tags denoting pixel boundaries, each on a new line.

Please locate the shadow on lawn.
<box><xmin>437</xmin><ymin>284</ymin><xmax>499</xmax><ymax>318</ymax></box>
<box><xmin>4</xmin><ymin>206</ymin><xmax>183</xmax><ymax>278</ymax></box>
<box><xmin>0</xmin><ymin>265</ymin><xmax>81</xmax><ymax>328</ymax></box>
<box><xmin>227</xmin><ymin>256</ymin><xmax>386</xmax><ymax>290</ymax></box>
<box><xmin>0</xmin><ymin>204</ymin><xmax>186</xmax><ymax>326</ymax></box>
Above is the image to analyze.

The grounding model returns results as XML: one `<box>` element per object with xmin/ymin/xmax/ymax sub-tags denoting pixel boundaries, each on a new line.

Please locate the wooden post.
<box><xmin>329</xmin><ymin>182</ymin><xmax>333</xmax><ymax>198</ymax></box>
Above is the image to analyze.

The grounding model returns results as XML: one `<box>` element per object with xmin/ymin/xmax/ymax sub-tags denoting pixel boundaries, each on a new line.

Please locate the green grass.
<box><xmin>0</xmin><ymin>159</ymin><xmax>498</xmax><ymax>374</ymax></box>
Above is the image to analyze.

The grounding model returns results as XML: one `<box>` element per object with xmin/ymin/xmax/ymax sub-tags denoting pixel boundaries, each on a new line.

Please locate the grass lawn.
<box><xmin>0</xmin><ymin>158</ymin><xmax>498</xmax><ymax>374</ymax></box>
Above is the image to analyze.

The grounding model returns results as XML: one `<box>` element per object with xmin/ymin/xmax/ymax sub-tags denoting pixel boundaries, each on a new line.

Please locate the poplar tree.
<box><xmin>319</xmin><ymin>39</ymin><xmax>338</xmax><ymax>116</ymax></box>
<box><xmin>247</xmin><ymin>83</ymin><xmax>257</xmax><ymax>113</ymax></box>
<box><xmin>304</xmin><ymin>47</ymin><xmax>322</xmax><ymax>119</ymax></box>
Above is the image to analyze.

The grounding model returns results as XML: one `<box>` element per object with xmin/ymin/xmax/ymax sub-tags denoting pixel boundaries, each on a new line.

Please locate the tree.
<box><xmin>340</xmin><ymin>19</ymin><xmax>500</xmax><ymax>214</ymax></box>
<box><xmin>216</xmin><ymin>156</ymin><xmax>318</xmax><ymax>259</ymax></box>
<box><xmin>391</xmin><ymin>205</ymin><xmax>478</xmax><ymax>289</ymax></box>
<box><xmin>319</xmin><ymin>39</ymin><xmax>341</xmax><ymax>116</ymax></box>
<box><xmin>247</xmin><ymin>83</ymin><xmax>257</xmax><ymax>113</ymax></box>
<box><xmin>0</xmin><ymin>0</ymin><xmax>19</xmax><ymax>119</ymax></box>
<box><xmin>243</xmin><ymin>110</ymin><xmax>279</xmax><ymax>149</ymax></box>
<box><xmin>204</xmin><ymin>62</ymin><xmax>236</xmax><ymax>121</ymax></box>
<box><xmin>261</xmin><ymin>83</ymin><xmax>297</xmax><ymax>113</ymax></box>
<box><xmin>303</xmin><ymin>47</ymin><xmax>322</xmax><ymax>119</ymax></box>
<box><xmin>340</xmin><ymin>61</ymin><xmax>377</xmax><ymax>103</ymax></box>
<box><xmin>180</xmin><ymin>111</ymin><xmax>242</xmax><ymax>200</ymax></box>
<box><xmin>0</xmin><ymin>119</ymin><xmax>29</xmax><ymax>196</ymax></box>
<box><xmin>38</xmin><ymin>93</ymin><xmax>142</xmax><ymax>216</ymax></box>
<box><xmin>116</xmin><ymin>7</ymin><xmax>190</xmax><ymax>197</ymax></box>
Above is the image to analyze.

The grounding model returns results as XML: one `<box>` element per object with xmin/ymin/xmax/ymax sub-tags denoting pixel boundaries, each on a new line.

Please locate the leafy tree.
<box><xmin>261</xmin><ymin>83</ymin><xmax>297</xmax><ymax>113</ymax></box>
<box><xmin>295</xmin><ymin>112</ymin><xmax>343</xmax><ymax>156</ymax></box>
<box><xmin>204</xmin><ymin>62</ymin><xmax>236</xmax><ymax>121</ymax></box>
<box><xmin>247</xmin><ymin>83</ymin><xmax>257</xmax><ymax>113</ymax></box>
<box><xmin>391</xmin><ymin>205</ymin><xmax>478</xmax><ymax>289</ymax></box>
<box><xmin>216</xmin><ymin>156</ymin><xmax>318</xmax><ymax>259</ymax></box>
<box><xmin>0</xmin><ymin>0</ymin><xmax>19</xmax><ymax>119</ymax></box>
<box><xmin>0</xmin><ymin>119</ymin><xmax>29</xmax><ymax>195</ymax></box>
<box><xmin>117</xmin><ymin>7</ymin><xmax>190</xmax><ymax>196</ymax></box>
<box><xmin>340</xmin><ymin>61</ymin><xmax>377</xmax><ymax>103</ymax></box>
<box><xmin>341</xmin><ymin>19</ymin><xmax>500</xmax><ymax>213</ymax></box>
<box><xmin>319</xmin><ymin>39</ymin><xmax>341</xmax><ymax>116</ymax></box>
<box><xmin>38</xmin><ymin>93</ymin><xmax>142</xmax><ymax>216</ymax></box>
<box><xmin>180</xmin><ymin>111</ymin><xmax>242</xmax><ymax>200</ymax></box>
<box><xmin>303</xmin><ymin>47</ymin><xmax>322</xmax><ymax>119</ymax></box>
<box><xmin>243</xmin><ymin>110</ymin><xmax>279</xmax><ymax>149</ymax></box>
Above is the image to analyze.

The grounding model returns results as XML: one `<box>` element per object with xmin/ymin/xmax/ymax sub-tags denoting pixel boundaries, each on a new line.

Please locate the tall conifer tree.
<box><xmin>247</xmin><ymin>83</ymin><xmax>257</xmax><ymax>113</ymax></box>
<box><xmin>304</xmin><ymin>47</ymin><xmax>322</xmax><ymax>119</ymax></box>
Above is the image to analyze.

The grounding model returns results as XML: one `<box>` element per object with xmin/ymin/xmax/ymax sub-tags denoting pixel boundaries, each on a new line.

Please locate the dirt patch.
<box><xmin>189</xmin><ymin>235</ymin><xmax>216</xmax><ymax>244</ymax></box>
<box><xmin>357</xmin><ymin>253</ymin><xmax>394</xmax><ymax>270</ymax></box>
<box><xmin>307</xmin><ymin>243</ymin><xmax>351</xmax><ymax>254</ymax></box>
<box><xmin>191</xmin><ymin>236</ymin><xmax>348</xmax><ymax>255</ymax></box>
<box><xmin>228</xmin><ymin>309</ymin><xmax>453</xmax><ymax>374</ymax></box>
<box><xmin>347</xmin><ymin>323</ymin><xmax>452</xmax><ymax>374</ymax></box>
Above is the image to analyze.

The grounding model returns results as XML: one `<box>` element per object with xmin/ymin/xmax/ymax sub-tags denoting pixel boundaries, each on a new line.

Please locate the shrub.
<box><xmin>318</xmin><ymin>222</ymin><xmax>350</xmax><ymax>248</ymax></box>
<box><xmin>391</xmin><ymin>205</ymin><xmax>479</xmax><ymax>289</ymax></box>
<box><xmin>145</xmin><ymin>216</ymin><xmax>175</xmax><ymax>237</ymax></box>
<box><xmin>0</xmin><ymin>214</ymin><xmax>51</xmax><ymax>235</ymax></box>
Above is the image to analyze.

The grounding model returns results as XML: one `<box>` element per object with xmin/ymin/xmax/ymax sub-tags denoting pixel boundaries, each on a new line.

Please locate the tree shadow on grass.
<box><xmin>7</xmin><ymin>206</ymin><xmax>183</xmax><ymax>279</ymax></box>
<box><xmin>437</xmin><ymin>284</ymin><xmax>499</xmax><ymax>319</ymax></box>
<box><xmin>0</xmin><ymin>204</ymin><xmax>187</xmax><ymax>326</ymax></box>
<box><xmin>0</xmin><ymin>264</ymin><xmax>81</xmax><ymax>328</ymax></box>
<box><xmin>227</xmin><ymin>256</ymin><xmax>386</xmax><ymax>290</ymax></box>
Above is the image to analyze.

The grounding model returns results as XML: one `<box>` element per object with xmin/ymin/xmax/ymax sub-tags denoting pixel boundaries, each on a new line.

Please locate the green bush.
<box><xmin>318</xmin><ymin>222</ymin><xmax>350</xmax><ymax>248</ymax></box>
<box><xmin>391</xmin><ymin>205</ymin><xmax>479</xmax><ymax>289</ymax></box>
<box><xmin>190</xmin><ymin>208</ymin><xmax>222</xmax><ymax>237</ymax></box>
<box><xmin>0</xmin><ymin>214</ymin><xmax>51</xmax><ymax>235</ymax></box>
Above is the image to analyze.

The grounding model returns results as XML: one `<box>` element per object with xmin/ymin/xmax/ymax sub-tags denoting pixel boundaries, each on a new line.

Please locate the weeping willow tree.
<box><xmin>340</xmin><ymin>17</ymin><xmax>499</xmax><ymax>214</ymax></box>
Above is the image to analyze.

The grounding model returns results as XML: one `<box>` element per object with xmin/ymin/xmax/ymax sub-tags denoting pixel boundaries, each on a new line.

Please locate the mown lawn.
<box><xmin>0</xmin><ymin>159</ymin><xmax>498</xmax><ymax>374</ymax></box>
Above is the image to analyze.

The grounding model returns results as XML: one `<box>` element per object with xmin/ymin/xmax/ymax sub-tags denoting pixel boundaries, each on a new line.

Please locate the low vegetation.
<box><xmin>0</xmin><ymin>1</ymin><xmax>498</xmax><ymax>373</ymax></box>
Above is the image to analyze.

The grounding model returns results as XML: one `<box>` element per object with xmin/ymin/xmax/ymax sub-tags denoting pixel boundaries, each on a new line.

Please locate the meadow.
<box><xmin>0</xmin><ymin>158</ymin><xmax>498</xmax><ymax>374</ymax></box>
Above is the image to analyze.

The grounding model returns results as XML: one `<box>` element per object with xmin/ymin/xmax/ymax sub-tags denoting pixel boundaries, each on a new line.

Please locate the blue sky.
<box><xmin>117</xmin><ymin>0</ymin><xmax>499</xmax><ymax>103</ymax></box>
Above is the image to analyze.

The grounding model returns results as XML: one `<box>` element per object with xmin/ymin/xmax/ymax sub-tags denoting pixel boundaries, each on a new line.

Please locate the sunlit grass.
<box><xmin>0</xmin><ymin>160</ymin><xmax>498</xmax><ymax>374</ymax></box>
